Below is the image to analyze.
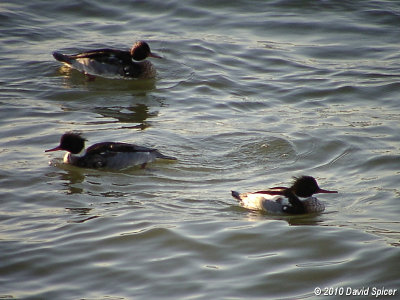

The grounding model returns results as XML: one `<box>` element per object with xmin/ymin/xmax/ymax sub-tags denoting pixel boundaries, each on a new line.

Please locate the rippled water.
<box><xmin>1</xmin><ymin>0</ymin><xmax>400</xmax><ymax>299</ymax></box>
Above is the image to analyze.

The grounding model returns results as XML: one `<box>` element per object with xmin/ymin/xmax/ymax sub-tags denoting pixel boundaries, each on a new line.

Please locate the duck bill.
<box><xmin>149</xmin><ymin>52</ymin><xmax>162</xmax><ymax>59</ymax></box>
<box><xmin>316</xmin><ymin>188</ymin><xmax>338</xmax><ymax>194</ymax></box>
<box><xmin>45</xmin><ymin>145</ymin><xmax>63</xmax><ymax>152</ymax></box>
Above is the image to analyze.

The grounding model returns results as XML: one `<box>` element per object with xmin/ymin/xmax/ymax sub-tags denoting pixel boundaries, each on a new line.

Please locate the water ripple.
<box><xmin>1</xmin><ymin>0</ymin><xmax>400</xmax><ymax>299</ymax></box>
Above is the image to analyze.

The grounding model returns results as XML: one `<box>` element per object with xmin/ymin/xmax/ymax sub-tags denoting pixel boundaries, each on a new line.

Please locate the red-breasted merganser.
<box><xmin>52</xmin><ymin>41</ymin><xmax>162</xmax><ymax>79</ymax></box>
<box><xmin>45</xmin><ymin>132</ymin><xmax>176</xmax><ymax>169</ymax></box>
<box><xmin>231</xmin><ymin>176</ymin><xmax>337</xmax><ymax>215</ymax></box>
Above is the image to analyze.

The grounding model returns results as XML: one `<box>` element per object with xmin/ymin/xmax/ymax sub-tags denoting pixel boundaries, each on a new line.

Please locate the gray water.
<box><xmin>1</xmin><ymin>1</ymin><xmax>399</xmax><ymax>299</ymax></box>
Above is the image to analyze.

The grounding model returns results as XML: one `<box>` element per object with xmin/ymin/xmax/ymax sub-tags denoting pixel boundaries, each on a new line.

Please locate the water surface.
<box><xmin>1</xmin><ymin>0</ymin><xmax>399</xmax><ymax>299</ymax></box>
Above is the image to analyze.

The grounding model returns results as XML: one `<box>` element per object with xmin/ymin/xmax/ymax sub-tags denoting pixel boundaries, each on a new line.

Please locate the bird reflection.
<box><xmin>58</xmin><ymin>166</ymin><xmax>86</xmax><ymax>194</ymax></box>
<box><xmin>94</xmin><ymin>103</ymin><xmax>157</xmax><ymax>130</ymax></box>
<box><xmin>241</xmin><ymin>209</ymin><xmax>324</xmax><ymax>226</ymax></box>
<box><xmin>65</xmin><ymin>207</ymin><xmax>99</xmax><ymax>223</ymax></box>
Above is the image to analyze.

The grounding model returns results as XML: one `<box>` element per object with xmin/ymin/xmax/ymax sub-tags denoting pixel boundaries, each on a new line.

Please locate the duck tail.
<box><xmin>156</xmin><ymin>151</ymin><xmax>177</xmax><ymax>161</ymax></box>
<box><xmin>231</xmin><ymin>190</ymin><xmax>242</xmax><ymax>201</ymax></box>
<box><xmin>53</xmin><ymin>51</ymin><xmax>73</xmax><ymax>64</ymax></box>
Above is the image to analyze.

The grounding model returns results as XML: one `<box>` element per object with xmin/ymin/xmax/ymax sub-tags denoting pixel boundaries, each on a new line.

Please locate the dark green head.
<box><xmin>291</xmin><ymin>176</ymin><xmax>337</xmax><ymax>197</ymax></box>
<box><xmin>45</xmin><ymin>132</ymin><xmax>86</xmax><ymax>154</ymax></box>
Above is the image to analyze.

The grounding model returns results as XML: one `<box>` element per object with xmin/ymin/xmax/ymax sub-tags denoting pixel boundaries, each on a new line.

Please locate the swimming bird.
<box><xmin>231</xmin><ymin>176</ymin><xmax>337</xmax><ymax>214</ymax></box>
<box><xmin>52</xmin><ymin>41</ymin><xmax>162</xmax><ymax>79</ymax></box>
<box><xmin>45</xmin><ymin>132</ymin><xmax>176</xmax><ymax>169</ymax></box>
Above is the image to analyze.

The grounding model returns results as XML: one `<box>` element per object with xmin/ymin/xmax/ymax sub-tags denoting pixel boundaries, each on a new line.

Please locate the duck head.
<box><xmin>45</xmin><ymin>132</ymin><xmax>86</xmax><ymax>154</ymax></box>
<box><xmin>291</xmin><ymin>176</ymin><xmax>338</xmax><ymax>198</ymax></box>
<box><xmin>130</xmin><ymin>41</ymin><xmax>162</xmax><ymax>61</ymax></box>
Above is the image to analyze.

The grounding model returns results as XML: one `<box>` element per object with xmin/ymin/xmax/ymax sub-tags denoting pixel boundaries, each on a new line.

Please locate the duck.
<box><xmin>231</xmin><ymin>176</ymin><xmax>337</xmax><ymax>215</ymax></box>
<box><xmin>45</xmin><ymin>132</ymin><xmax>176</xmax><ymax>169</ymax></box>
<box><xmin>52</xmin><ymin>41</ymin><xmax>162</xmax><ymax>79</ymax></box>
